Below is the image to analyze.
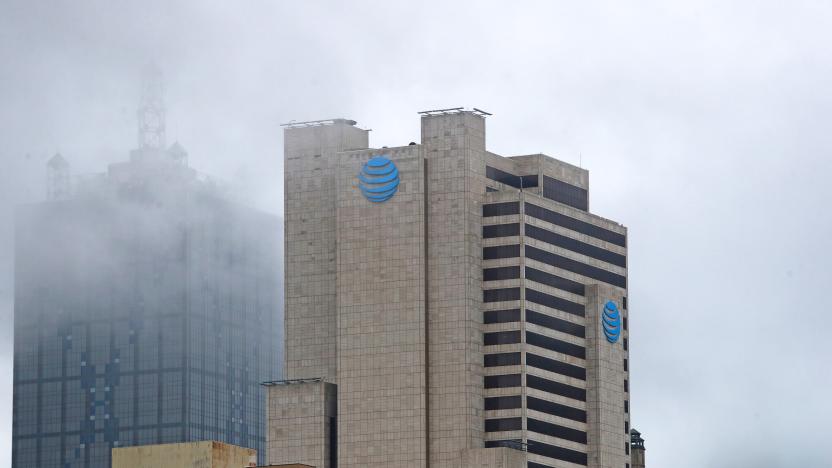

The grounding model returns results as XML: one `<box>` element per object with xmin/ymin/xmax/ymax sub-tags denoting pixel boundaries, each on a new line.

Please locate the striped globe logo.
<box><xmin>602</xmin><ymin>300</ymin><xmax>621</xmax><ymax>344</ymax></box>
<box><xmin>358</xmin><ymin>156</ymin><xmax>399</xmax><ymax>203</ymax></box>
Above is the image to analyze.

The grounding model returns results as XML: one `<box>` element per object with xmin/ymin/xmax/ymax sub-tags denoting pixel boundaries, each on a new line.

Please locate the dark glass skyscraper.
<box><xmin>12</xmin><ymin>144</ymin><xmax>283</xmax><ymax>467</ymax></box>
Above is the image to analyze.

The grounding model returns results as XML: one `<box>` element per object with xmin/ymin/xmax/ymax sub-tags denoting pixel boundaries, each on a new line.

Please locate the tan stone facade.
<box><xmin>270</xmin><ymin>110</ymin><xmax>631</xmax><ymax>468</ymax></box>
<box><xmin>111</xmin><ymin>441</ymin><xmax>256</xmax><ymax>468</ymax></box>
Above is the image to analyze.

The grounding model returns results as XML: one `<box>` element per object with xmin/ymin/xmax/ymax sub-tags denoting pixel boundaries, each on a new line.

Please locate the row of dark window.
<box><xmin>483</xmin><ymin>242</ymin><xmax>626</xmax><ymax>289</ymax></box>
<box><xmin>486</xmin><ymin>166</ymin><xmax>539</xmax><ymax>190</ymax></box>
<box><xmin>483</xmin><ymin>266</ymin><xmax>520</xmax><ymax>281</ymax></box>
<box><xmin>483</xmin><ymin>309</ymin><xmax>520</xmax><ymax>324</ymax></box>
<box><xmin>525</xmin><ymin>288</ymin><xmax>585</xmax><ymax>317</ymax></box>
<box><xmin>485</xmin><ymin>441</ymin><xmax>587</xmax><ymax>467</ymax></box>
<box><xmin>528</xmin><ymin>462</ymin><xmax>555</xmax><ymax>468</ymax></box>
<box><xmin>526</xmin><ymin>309</ymin><xmax>585</xmax><ymax>338</ymax></box>
<box><xmin>484</xmin><ymin>331</ymin><xmax>586</xmax><ymax>360</ymax></box>
<box><xmin>526</xmin><ymin>245</ymin><xmax>627</xmax><ymax>288</ymax></box>
<box><xmin>484</xmin><ymin>330</ymin><xmax>521</xmax><ymax>346</ymax></box>
<box><xmin>528</xmin><ymin>438</ymin><xmax>588</xmax><ymax>466</ymax></box>
<box><xmin>483</xmin><ymin>244</ymin><xmax>520</xmax><ymax>260</ymax></box>
<box><xmin>483</xmin><ymin>223</ymin><xmax>520</xmax><ymax>238</ymax></box>
<box><xmin>525</xmin><ymin>223</ymin><xmax>626</xmax><ymax>268</ymax></box>
<box><xmin>525</xmin><ymin>266</ymin><xmax>585</xmax><ymax>296</ymax></box>
<box><xmin>484</xmin><ymin>352</ymin><xmax>521</xmax><ymax>367</ymax></box>
<box><xmin>483</xmin><ymin>395</ymin><xmax>587</xmax><ymax>428</ymax></box>
<box><xmin>527</xmin><ymin>352</ymin><xmax>586</xmax><ymax>380</ymax></box>
<box><xmin>527</xmin><ymin>374</ymin><xmax>586</xmax><ymax>402</ymax></box>
<box><xmin>483</xmin><ymin>288</ymin><xmax>521</xmax><ymax>303</ymax></box>
<box><xmin>528</xmin><ymin>417</ymin><xmax>587</xmax><ymax>444</ymax></box>
<box><xmin>541</xmin><ymin>175</ymin><xmax>588</xmax><ymax>211</ymax></box>
<box><xmin>527</xmin><ymin>395</ymin><xmax>586</xmax><ymax>423</ymax></box>
<box><xmin>484</xmin><ymin>439</ymin><xmax>522</xmax><ymax>450</ymax></box>
<box><xmin>484</xmin><ymin>374</ymin><xmax>521</xmax><ymax>389</ymax></box>
<box><xmin>482</xmin><ymin>202</ymin><xmax>520</xmax><ymax>217</ymax></box>
<box><xmin>484</xmin><ymin>395</ymin><xmax>522</xmax><ymax>411</ymax></box>
<box><xmin>525</xmin><ymin>202</ymin><xmax>626</xmax><ymax>247</ymax></box>
<box><xmin>482</xmin><ymin>350</ymin><xmax>586</xmax><ymax>381</ymax></box>
<box><xmin>526</xmin><ymin>331</ymin><xmax>585</xmax><ymax>359</ymax></box>
<box><xmin>484</xmin><ymin>308</ymin><xmax>584</xmax><ymax>338</ymax></box>
<box><xmin>484</xmin><ymin>417</ymin><xmax>522</xmax><ymax>432</ymax></box>
<box><xmin>484</xmin><ymin>417</ymin><xmax>587</xmax><ymax>445</ymax></box>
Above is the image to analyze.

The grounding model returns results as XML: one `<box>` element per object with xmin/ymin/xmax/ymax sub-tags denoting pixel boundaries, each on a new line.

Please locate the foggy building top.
<box><xmin>13</xmin><ymin>67</ymin><xmax>283</xmax><ymax>468</ymax></box>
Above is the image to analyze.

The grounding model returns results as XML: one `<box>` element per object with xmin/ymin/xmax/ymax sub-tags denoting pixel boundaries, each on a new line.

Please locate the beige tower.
<box><xmin>267</xmin><ymin>110</ymin><xmax>632</xmax><ymax>468</ymax></box>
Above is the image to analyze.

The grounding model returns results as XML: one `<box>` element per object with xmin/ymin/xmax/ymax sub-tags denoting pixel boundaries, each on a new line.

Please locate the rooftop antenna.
<box><xmin>579</xmin><ymin>152</ymin><xmax>582</xmax><ymax>168</ymax></box>
<box><xmin>137</xmin><ymin>63</ymin><xmax>166</xmax><ymax>150</ymax></box>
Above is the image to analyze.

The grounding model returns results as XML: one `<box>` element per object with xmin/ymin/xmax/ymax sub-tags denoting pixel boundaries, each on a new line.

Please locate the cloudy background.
<box><xmin>2</xmin><ymin>1</ymin><xmax>831</xmax><ymax>466</ymax></box>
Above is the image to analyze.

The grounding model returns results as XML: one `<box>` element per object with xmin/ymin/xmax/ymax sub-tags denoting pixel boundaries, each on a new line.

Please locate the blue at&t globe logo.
<box><xmin>602</xmin><ymin>300</ymin><xmax>621</xmax><ymax>344</ymax></box>
<box><xmin>358</xmin><ymin>156</ymin><xmax>399</xmax><ymax>202</ymax></box>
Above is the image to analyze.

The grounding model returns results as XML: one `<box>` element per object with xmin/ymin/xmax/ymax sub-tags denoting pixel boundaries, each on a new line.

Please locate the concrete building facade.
<box><xmin>268</xmin><ymin>109</ymin><xmax>632</xmax><ymax>468</ymax></box>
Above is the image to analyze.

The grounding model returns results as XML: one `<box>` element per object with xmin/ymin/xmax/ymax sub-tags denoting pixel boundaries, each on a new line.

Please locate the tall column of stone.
<box><xmin>420</xmin><ymin>112</ymin><xmax>488</xmax><ymax>466</ymax></box>
<box><xmin>334</xmin><ymin>145</ymin><xmax>428</xmax><ymax>468</ymax></box>
<box><xmin>283</xmin><ymin>121</ymin><xmax>368</xmax><ymax>381</ymax></box>
<box><xmin>585</xmin><ymin>284</ymin><xmax>628</xmax><ymax>468</ymax></box>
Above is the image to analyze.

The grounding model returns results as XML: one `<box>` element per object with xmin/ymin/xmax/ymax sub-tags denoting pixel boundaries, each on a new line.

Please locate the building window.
<box><xmin>484</xmin><ymin>374</ymin><xmax>521</xmax><ymax>389</ymax></box>
<box><xmin>484</xmin><ymin>352</ymin><xmax>521</xmax><ymax>367</ymax></box>
<box><xmin>483</xmin><ymin>244</ymin><xmax>521</xmax><ymax>260</ymax></box>
<box><xmin>527</xmin><ymin>395</ymin><xmax>586</xmax><ymax>423</ymax></box>
<box><xmin>486</xmin><ymin>166</ymin><xmax>538</xmax><ymax>189</ymax></box>
<box><xmin>525</xmin><ymin>267</ymin><xmax>585</xmax><ymax>296</ymax></box>
<box><xmin>483</xmin><ymin>202</ymin><xmax>520</xmax><ymax>217</ymax></box>
<box><xmin>624</xmin><ymin>379</ymin><xmax>629</xmax><ymax>393</ymax></box>
<box><xmin>484</xmin><ymin>309</ymin><xmax>520</xmax><ymax>324</ymax></box>
<box><xmin>483</xmin><ymin>223</ymin><xmax>520</xmax><ymax>238</ymax></box>
<box><xmin>526</xmin><ymin>374</ymin><xmax>586</xmax><ymax>402</ymax></box>
<box><xmin>526</xmin><ymin>331</ymin><xmax>586</xmax><ymax>359</ymax></box>
<box><xmin>484</xmin><ymin>396</ymin><xmax>522</xmax><ymax>410</ymax></box>
<box><xmin>624</xmin><ymin>400</ymin><xmax>629</xmax><ymax>413</ymax></box>
<box><xmin>526</xmin><ymin>352</ymin><xmax>586</xmax><ymax>380</ymax></box>
<box><xmin>525</xmin><ymin>224</ymin><xmax>626</xmax><ymax>267</ymax></box>
<box><xmin>525</xmin><ymin>245</ymin><xmax>627</xmax><ymax>289</ymax></box>
<box><xmin>527</xmin><ymin>438</ymin><xmax>588</xmax><ymax>466</ymax></box>
<box><xmin>541</xmin><ymin>175</ymin><xmax>588</xmax><ymax>210</ymax></box>
<box><xmin>525</xmin><ymin>202</ymin><xmax>626</xmax><ymax>247</ymax></box>
<box><xmin>484</xmin><ymin>331</ymin><xmax>521</xmax><ymax>346</ymax></box>
<box><xmin>527</xmin><ymin>418</ymin><xmax>587</xmax><ymax>444</ymax></box>
<box><xmin>483</xmin><ymin>288</ymin><xmax>521</xmax><ymax>303</ymax></box>
<box><xmin>526</xmin><ymin>309</ymin><xmax>585</xmax><ymax>338</ymax></box>
<box><xmin>483</xmin><ymin>266</ymin><xmax>521</xmax><ymax>281</ymax></box>
<box><xmin>525</xmin><ymin>288</ymin><xmax>585</xmax><ymax>317</ymax></box>
<box><xmin>485</xmin><ymin>417</ymin><xmax>522</xmax><ymax>432</ymax></box>
<box><xmin>623</xmin><ymin>358</ymin><xmax>628</xmax><ymax>372</ymax></box>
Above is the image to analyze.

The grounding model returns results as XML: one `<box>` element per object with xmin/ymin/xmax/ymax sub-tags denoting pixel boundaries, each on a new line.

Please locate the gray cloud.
<box><xmin>2</xmin><ymin>1</ymin><xmax>831</xmax><ymax>466</ymax></box>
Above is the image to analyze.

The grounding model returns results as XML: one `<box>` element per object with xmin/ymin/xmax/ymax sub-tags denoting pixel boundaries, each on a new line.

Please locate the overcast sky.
<box><xmin>2</xmin><ymin>1</ymin><xmax>832</xmax><ymax>466</ymax></box>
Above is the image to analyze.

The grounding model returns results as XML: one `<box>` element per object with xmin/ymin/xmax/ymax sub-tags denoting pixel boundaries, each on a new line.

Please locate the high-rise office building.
<box><xmin>12</xmin><ymin>76</ymin><xmax>283</xmax><ymax>468</ymax></box>
<box><xmin>266</xmin><ymin>109</ymin><xmax>633</xmax><ymax>468</ymax></box>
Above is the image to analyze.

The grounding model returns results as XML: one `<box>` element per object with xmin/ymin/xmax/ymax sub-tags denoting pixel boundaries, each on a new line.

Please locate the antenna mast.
<box><xmin>137</xmin><ymin>64</ymin><xmax>166</xmax><ymax>150</ymax></box>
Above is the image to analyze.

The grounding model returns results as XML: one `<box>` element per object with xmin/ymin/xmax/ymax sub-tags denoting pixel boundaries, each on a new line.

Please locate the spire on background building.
<box><xmin>137</xmin><ymin>63</ymin><xmax>166</xmax><ymax>150</ymax></box>
<box><xmin>631</xmin><ymin>428</ymin><xmax>646</xmax><ymax>468</ymax></box>
<box><xmin>46</xmin><ymin>153</ymin><xmax>71</xmax><ymax>200</ymax></box>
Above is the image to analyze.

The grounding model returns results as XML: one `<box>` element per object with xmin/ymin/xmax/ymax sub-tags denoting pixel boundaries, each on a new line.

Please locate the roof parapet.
<box><xmin>280</xmin><ymin>118</ymin><xmax>357</xmax><ymax>129</ymax></box>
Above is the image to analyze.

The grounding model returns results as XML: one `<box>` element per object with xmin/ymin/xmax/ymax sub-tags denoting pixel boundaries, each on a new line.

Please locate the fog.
<box><xmin>2</xmin><ymin>1</ymin><xmax>832</xmax><ymax>466</ymax></box>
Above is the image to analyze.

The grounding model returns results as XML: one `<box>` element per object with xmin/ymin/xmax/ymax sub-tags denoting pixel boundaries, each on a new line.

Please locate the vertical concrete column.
<box><xmin>266</xmin><ymin>381</ymin><xmax>337</xmax><ymax>468</ymax></box>
<box><xmin>585</xmin><ymin>284</ymin><xmax>627</xmax><ymax>468</ymax></box>
<box><xmin>420</xmin><ymin>112</ymin><xmax>488</xmax><ymax>467</ymax></box>
<box><xmin>283</xmin><ymin>121</ymin><xmax>368</xmax><ymax>381</ymax></box>
<box><xmin>334</xmin><ymin>146</ymin><xmax>427</xmax><ymax>468</ymax></box>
